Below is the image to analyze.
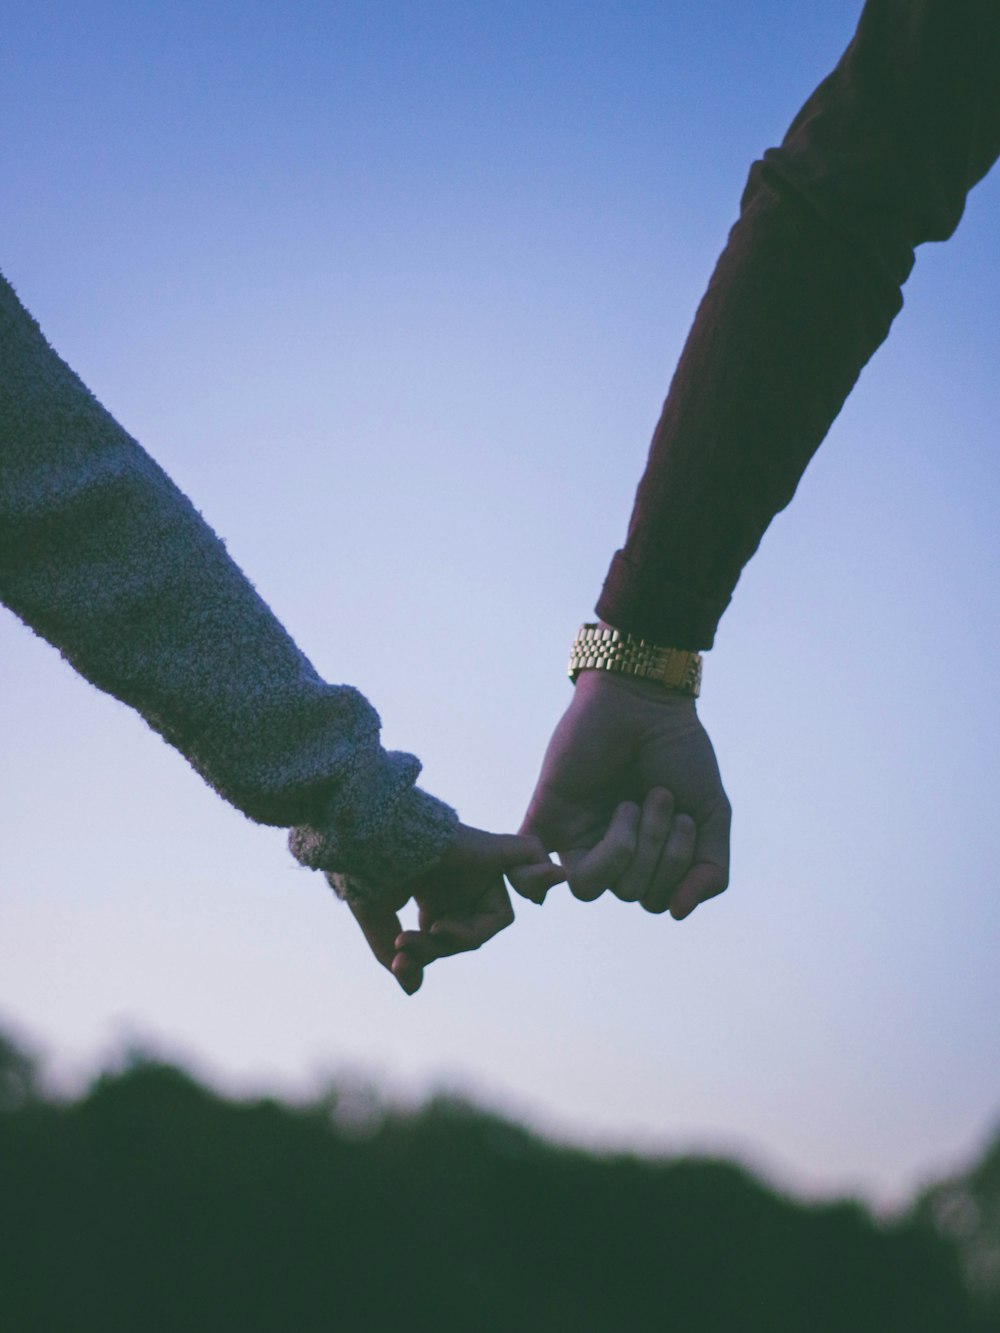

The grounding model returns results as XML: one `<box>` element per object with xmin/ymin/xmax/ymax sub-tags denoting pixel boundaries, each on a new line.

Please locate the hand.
<box><xmin>349</xmin><ymin>824</ymin><xmax>565</xmax><ymax>995</ymax></box>
<box><xmin>518</xmin><ymin>669</ymin><xmax>731</xmax><ymax>919</ymax></box>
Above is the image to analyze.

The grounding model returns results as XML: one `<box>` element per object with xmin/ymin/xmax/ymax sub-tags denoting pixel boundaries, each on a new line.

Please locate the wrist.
<box><xmin>574</xmin><ymin>663</ymin><xmax>697</xmax><ymax>709</ymax></box>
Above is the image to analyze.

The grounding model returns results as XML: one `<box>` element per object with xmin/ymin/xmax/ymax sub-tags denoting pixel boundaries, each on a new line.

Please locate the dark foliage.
<box><xmin>912</xmin><ymin>1123</ymin><xmax>1000</xmax><ymax>1328</ymax></box>
<box><xmin>0</xmin><ymin>1031</ymin><xmax>991</xmax><ymax>1333</ymax></box>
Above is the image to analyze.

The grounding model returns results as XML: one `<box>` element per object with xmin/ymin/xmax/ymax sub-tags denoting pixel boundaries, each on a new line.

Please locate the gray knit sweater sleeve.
<box><xmin>0</xmin><ymin>271</ymin><xmax>458</xmax><ymax>903</ymax></box>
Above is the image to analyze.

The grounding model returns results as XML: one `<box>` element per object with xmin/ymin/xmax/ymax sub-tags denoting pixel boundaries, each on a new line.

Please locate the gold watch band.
<box><xmin>568</xmin><ymin>623</ymin><xmax>702</xmax><ymax>696</ymax></box>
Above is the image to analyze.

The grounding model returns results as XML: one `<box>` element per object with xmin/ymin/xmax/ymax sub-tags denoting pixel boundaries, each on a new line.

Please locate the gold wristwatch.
<box><xmin>568</xmin><ymin>623</ymin><xmax>702</xmax><ymax>697</ymax></box>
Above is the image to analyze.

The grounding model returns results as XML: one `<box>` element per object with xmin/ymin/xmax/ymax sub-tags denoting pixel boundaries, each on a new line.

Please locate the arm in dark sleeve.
<box><xmin>0</xmin><ymin>271</ymin><xmax>457</xmax><ymax>900</ymax></box>
<box><xmin>597</xmin><ymin>0</ymin><xmax>1000</xmax><ymax>650</ymax></box>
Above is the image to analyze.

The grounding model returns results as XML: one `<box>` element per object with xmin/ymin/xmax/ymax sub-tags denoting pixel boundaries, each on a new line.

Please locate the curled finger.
<box><xmin>641</xmin><ymin>812</ymin><xmax>697</xmax><ymax>915</ymax></box>
<box><xmin>397</xmin><ymin>879</ymin><xmax>515</xmax><ymax>964</ymax></box>
<box><xmin>613</xmin><ymin>787</ymin><xmax>674</xmax><ymax>903</ymax></box>
<box><xmin>566</xmin><ymin>802</ymin><xmax>640</xmax><ymax>902</ymax></box>
<box><xmin>507</xmin><ymin>859</ymin><xmax>566</xmax><ymax>904</ymax></box>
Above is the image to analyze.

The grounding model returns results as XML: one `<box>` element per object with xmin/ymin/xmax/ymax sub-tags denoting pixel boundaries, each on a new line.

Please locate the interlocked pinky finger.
<box><xmin>507</xmin><ymin>860</ymin><xmax>566</xmax><ymax>904</ymax></box>
<box><xmin>641</xmin><ymin>813</ymin><xmax>696</xmax><ymax>915</ymax></box>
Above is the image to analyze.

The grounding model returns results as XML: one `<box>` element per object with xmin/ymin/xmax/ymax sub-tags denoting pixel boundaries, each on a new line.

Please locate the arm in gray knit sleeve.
<box><xmin>0</xmin><ymin>270</ymin><xmax>457</xmax><ymax>903</ymax></box>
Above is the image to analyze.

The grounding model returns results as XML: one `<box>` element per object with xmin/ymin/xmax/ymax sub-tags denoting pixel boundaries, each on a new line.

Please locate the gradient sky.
<box><xmin>2</xmin><ymin>0</ymin><xmax>998</xmax><ymax>1205</ymax></box>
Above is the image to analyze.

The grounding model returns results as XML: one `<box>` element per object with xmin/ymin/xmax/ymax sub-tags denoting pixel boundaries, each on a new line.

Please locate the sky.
<box><xmin>2</xmin><ymin>0</ymin><xmax>999</xmax><ymax>1206</ymax></box>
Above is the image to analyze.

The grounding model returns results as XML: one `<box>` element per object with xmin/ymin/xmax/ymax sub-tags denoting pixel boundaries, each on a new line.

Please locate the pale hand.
<box><xmin>350</xmin><ymin>824</ymin><xmax>565</xmax><ymax>994</ymax></box>
<box><xmin>516</xmin><ymin>669</ymin><xmax>731</xmax><ymax>918</ymax></box>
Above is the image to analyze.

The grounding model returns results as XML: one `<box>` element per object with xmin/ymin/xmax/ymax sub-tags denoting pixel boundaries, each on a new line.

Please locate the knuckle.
<box><xmin>660</xmin><ymin>848</ymin><xmax>690</xmax><ymax>876</ymax></box>
<box><xmin>700</xmin><ymin>871</ymin><xmax>729</xmax><ymax>902</ymax></box>
<box><xmin>614</xmin><ymin>830</ymin><xmax>639</xmax><ymax>859</ymax></box>
<box><xmin>607</xmin><ymin>850</ymin><xmax>634</xmax><ymax>882</ymax></box>
<box><xmin>646</xmin><ymin>811</ymin><xmax>672</xmax><ymax>839</ymax></box>
<box><xmin>649</xmin><ymin>789</ymin><xmax>675</xmax><ymax>823</ymax></box>
<box><xmin>612</xmin><ymin>880</ymin><xmax>641</xmax><ymax>903</ymax></box>
<box><xmin>506</xmin><ymin>867</ymin><xmax>530</xmax><ymax>893</ymax></box>
<box><xmin>524</xmin><ymin>834</ymin><xmax>548</xmax><ymax>860</ymax></box>
<box><xmin>569</xmin><ymin>878</ymin><xmax>603</xmax><ymax>903</ymax></box>
<box><xmin>641</xmin><ymin>895</ymin><xmax>671</xmax><ymax>916</ymax></box>
<box><xmin>659</xmin><ymin>832</ymin><xmax>695</xmax><ymax>875</ymax></box>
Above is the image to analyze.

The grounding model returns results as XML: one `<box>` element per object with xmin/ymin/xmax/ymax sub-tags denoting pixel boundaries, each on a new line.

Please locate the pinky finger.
<box><xmin>507</xmin><ymin>860</ymin><xmax>566</xmax><ymax>903</ymax></box>
<box><xmin>565</xmin><ymin>802</ymin><xmax>640</xmax><ymax>902</ymax></box>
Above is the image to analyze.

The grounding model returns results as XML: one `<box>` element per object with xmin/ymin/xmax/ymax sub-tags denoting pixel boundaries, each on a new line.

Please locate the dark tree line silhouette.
<box><xmin>1</xmin><ymin>1027</ymin><xmax>997</xmax><ymax>1332</ymax></box>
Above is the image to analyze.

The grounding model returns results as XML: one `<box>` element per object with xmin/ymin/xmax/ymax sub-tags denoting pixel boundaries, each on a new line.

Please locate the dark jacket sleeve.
<box><xmin>597</xmin><ymin>0</ymin><xmax>1000</xmax><ymax>650</ymax></box>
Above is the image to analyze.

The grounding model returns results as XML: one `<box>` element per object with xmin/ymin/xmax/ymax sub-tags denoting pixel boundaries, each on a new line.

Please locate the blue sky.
<box><xmin>2</xmin><ymin>0</ymin><xmax>999</xmax><ymax>1204</ymax></box>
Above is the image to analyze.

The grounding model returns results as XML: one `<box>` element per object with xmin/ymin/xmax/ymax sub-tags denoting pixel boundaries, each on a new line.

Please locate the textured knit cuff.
<box><xmin>596</xmin><ymin>550</ymin><xmax>731</xmax><ymax>652</ymax></box>
<box><xmin>289</xmin><ymin>784</ymin><xmax>459</xmax><ymax>907</ymax></box>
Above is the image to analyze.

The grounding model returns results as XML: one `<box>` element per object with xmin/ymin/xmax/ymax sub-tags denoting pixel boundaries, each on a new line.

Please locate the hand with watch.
<box><xmin>514</xmin><ymin>623</ymin><xmax>731</xmax><ymax>919</ymax></box>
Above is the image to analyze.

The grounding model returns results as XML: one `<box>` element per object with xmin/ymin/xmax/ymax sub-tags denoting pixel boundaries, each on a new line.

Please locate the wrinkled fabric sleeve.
<box><xmin>0</xmin><ymin>272</ymin><xmax>457</xmax><ymax>903</ymax></box>
<box><xmin>597</xmin><ymin>0</ymin><xmax>1000</xmax><ymax>650</ymax></box>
